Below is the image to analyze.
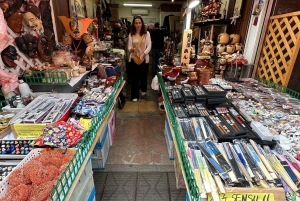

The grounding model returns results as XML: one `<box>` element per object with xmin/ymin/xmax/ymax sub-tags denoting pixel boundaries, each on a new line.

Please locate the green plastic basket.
<box><xmin>255</xmin><ymin>76</ymin><xmax>300</xmax><ymax>101</ymax></box>
<box><xmin>24</xmin><ymin>71</ymin><xmax>69</xmax><ymax>85</ymax></box>
<box><xmin>157</xmin><ymin>74</ymin><xmax>200</xmax><ymax>200</ymax></box>
<box><xmin>50</xmin><ymin>73</ymin><xmax>124</xmax><ymax>201</ymax></box>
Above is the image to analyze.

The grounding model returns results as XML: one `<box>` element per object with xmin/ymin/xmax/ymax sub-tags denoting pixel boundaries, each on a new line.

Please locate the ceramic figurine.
<box><xmin>235</xmin><ymin>43</ymin><xmax>243</xmax><ymax>52</ymax></box>
<box><xmin>201</xmin><ymin>38</ymin><xmax>214</xmax><ymax>55</ymax></box>
<box><xmin>226</xmin><ymin>44</ymin><xmax>235</xmax><ymax>54</ymax></box>
<box><xmin>82</xmin><ymin>46</ymin><xmax>94</xmax><ymax>64</ymax></box>
<box><xmin>229</xmin><ymin>34</ymin><xmax>241</xmax><ymax>45</ymax></box>
<box><xmin>216</xmin><ymin>44</ymin><xmax>226</xmax><ymax>56</ymax></box>
<box><xmin>217</xmin><ymin>33</ymin><xmax>230</xmax><ymax>44</ymax></box>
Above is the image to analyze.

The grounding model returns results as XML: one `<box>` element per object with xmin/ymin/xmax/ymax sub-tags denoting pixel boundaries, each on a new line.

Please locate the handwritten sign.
<box><xmin>13</xmin><ymin>124</ymin><xmax>46</xmax><ymax>139</ymax></box>
<box><xmin>208</xmin><ymin>193</ymin><xmax>274</xmax><ymax>201</ymax></box>
<box><xmin>80</xmin><ymin>118</ymin><xmax>91</xmax><ymax>130</ymax></box>
<box><xmin>181</xmin><ymin>29</ymin><xmax>193</xmax><ymax>66</ymax></box>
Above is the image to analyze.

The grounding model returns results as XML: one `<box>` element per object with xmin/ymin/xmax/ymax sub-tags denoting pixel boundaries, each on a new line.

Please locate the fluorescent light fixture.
<box><xmin>123</xmin><ymin>3</ymin><xmax>152</xmax><ymax>7</ymax></box>
<box><xmin>188</xmin><ymin>0</ymin><xmax>200</xmax><ymax>8</ymax></box>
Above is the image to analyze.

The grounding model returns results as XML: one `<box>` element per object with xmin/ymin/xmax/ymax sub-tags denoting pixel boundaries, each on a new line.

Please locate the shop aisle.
<box><xmin>93</xmin><ymin>70</ymin><xmax>187</xmax><ymax>200</ymax></box>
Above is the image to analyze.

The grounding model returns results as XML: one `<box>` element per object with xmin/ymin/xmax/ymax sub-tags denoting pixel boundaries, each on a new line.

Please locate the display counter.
<box><xmin>62</xmin><ymin>79</ymin><xmax>125</xmax><ymax>201</ymax></box>
<box><xmin>157</xmin><ymin>74</ymin><xmax>290</xmax><ymax>201</ymax></box>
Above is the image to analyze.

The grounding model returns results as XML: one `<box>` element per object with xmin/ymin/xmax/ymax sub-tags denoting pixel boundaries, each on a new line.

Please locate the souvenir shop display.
<box><xmin>0</xmin><ymin>149</ymin><xmax>74</xmax><ymax>201</ymax></box>
<box><xmin>0</xmin><ymin>165</ymin><xmax>16</xmax><ymax>182</ymax></box>
<box><xmin>159</xmin><ymin>70</ymin><xmax>300</xmax><ymax>200</ymax></box>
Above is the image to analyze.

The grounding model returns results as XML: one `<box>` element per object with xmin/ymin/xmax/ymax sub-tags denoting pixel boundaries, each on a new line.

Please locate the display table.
<box><xmin>64</xmin><ymin>80</ymin><xmax>125</xmax><ymax>200</ymax></box>
<box><xmin>158</xmin><ymin>74</ymin><xmax>287</xmax><ymax>201</ymax></box>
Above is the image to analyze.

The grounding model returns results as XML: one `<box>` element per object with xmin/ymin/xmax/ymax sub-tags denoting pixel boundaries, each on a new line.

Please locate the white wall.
<box><xmin>243</xmin><ymin>0</ymin><xmax>273</xmax><ymax>69</ymax></box>
<box><xmin>118</xmin><ymin>7</ymin><xmax>160</xmax><ymax>24</ymax></box>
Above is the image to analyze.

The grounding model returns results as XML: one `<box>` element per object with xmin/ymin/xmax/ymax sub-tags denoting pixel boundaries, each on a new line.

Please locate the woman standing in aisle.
<box><xmin>128</xmin><ymin>15</ymin><xmax>151</xmax><ymax>101</ymax></box>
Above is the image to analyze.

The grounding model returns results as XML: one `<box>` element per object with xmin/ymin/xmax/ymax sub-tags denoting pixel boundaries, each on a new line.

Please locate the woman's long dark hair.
<box><xmin>130</xmin><ymin>15</ymin><xmax>147</xmax><ymax>36</ymax></box>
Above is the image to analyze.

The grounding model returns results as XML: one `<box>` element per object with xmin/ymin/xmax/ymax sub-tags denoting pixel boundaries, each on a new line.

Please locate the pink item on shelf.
<box><xmin>0</xmin><ymin>9</ymin><xmax>13</xmax><ymax>53</ymax></box>
<box><xmin>0</xmin><ymin>69</ymin><xmax>19</xmax><ymax>95</ymax></box>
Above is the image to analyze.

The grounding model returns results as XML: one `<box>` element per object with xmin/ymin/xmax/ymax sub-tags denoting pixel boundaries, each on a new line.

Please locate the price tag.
<box><xmin>80</xmin><ymin>118</ymin><xmax>92</xmax><ymax>130</ymax></box>
<box><xmin>208</xmin><ymin>193</ymin><xmax>274</xmax><ymax>201</ymax></box>
<box><xmin>13</xmin><ymin>124</ymin><xmax>46</xmax><ymax>139</ymax></box>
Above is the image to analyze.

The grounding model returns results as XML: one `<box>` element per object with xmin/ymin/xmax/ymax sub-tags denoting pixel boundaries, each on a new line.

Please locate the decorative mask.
<box><xmin>0</xmin><ymin>0</ymin><xmax>23</xmax><ymax>19</ymax></box>
<box><xmin>22</xmin><ymin>11</ymin><xmax>43</xmax><ymax>31</ymax></box>
<box><xmin>61</xmin><ymin>35</ymin><xmax>72</xmax><ymax>46</ymax></box>
<box><xmin>37</xmin><ymin>35</ymin><xmax>53</xmax><ymax>62</ymax></box>
<box><xmin>7</xmin><ymin>10</ymin><xmax>23</xmax><ymax>33</ymax></box>
<box><xmin>1</xmin><ymin>45</ymin><xmax>17</xmax><ymax>68</ymax></box>
<box><xmin>15</xmin><ymin>34</ymin><xmax>37</xmax><ymax>58</ymax></box>
<box><xmin>39</xmin><ymin>0</ymin><xmax>56</xmax><ymax>47</ymax></box>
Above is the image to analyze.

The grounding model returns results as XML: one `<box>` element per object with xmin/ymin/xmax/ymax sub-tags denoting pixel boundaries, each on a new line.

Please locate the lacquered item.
<box><xmin>176</xmin><ymin>75</ymin><xmax>188</xmax><ymax>85</ymax></box>
<box><xmin>187</xmin><ymin>72</ymin><xmax>198</xmax><ymax>81</ymax></box>
<box><xmin>198</xmin><ymin>69</ymin><xmax>211</xmax><ymax>85</ymax></box>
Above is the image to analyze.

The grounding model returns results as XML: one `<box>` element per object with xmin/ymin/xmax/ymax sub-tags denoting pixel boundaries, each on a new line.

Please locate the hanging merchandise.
<box><xmin>1</xmin><ymin>45</ymin><xmax>17</xmax><ymax>68</ymax></box>
<box><xmin>252</xmin><ymin>0</ymin><xmax>264</xmax><ymax>26</ymax></box>
<box><xmin>15</xmin><ymin>34</ymin><xmax>38</xmax><ymax>58</ymax></box>
<box><xmin>0</xmin><ymin>9</ymin><xmax>13</xmax><ymax>53</ymax></box>
<box><xmin>0</xmin><ymin>69</ymin><xmax>19</xmax><ymax>96</ymax></box>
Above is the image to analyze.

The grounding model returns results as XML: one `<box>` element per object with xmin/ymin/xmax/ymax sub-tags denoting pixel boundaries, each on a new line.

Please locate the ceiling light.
<box><xmin>123</xmin><ymin>3</ymin><xmax>152</xmax><ymax>7</ymax></box>
<box><xmin>188</xmin><ymin>0</ymin><xmax>200</xmax><ymax>8</ymax></box>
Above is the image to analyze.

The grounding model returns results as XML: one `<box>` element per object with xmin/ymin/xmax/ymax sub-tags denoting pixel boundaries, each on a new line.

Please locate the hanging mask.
<box><xmin>1</xmin><ymin>45</ymin><xmax>17</xmax><ymax>68</ymax></box>
<box><xmin>22</xmin><ymin>4</ymin><xmax>43</xmax><ymax>32</ymax></box>
<box><xmin>1</xmin><ymin>0</ymin><xmax>23</xmax><ymax>19</ymax></box>
<box><xmin>7</xmin><ymin>10</ymin><xmax>23</xmax><ymax>34</ymax></box>
<box><xmin>15</xmin><ymin>34</ymin><xmax>37</xmax><ymax>58</ymax></box>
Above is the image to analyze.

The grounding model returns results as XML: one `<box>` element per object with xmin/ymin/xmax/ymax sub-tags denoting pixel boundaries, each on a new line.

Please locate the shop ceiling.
<box><xmin>114</xmin><ymin>0</ymin><xmax>185</xmax><ymax>9</ymax></box>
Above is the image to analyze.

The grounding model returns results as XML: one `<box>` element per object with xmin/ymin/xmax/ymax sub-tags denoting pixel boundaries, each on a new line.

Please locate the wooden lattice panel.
<box><xmin>256</xmin><ymin>11</ymin><xmax>300</xmax><ymax>86</ymax></box>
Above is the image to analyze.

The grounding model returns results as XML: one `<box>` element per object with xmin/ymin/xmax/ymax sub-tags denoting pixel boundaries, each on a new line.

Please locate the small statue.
<box><xmin>201</xmin><ymin>38</ymin><xmax>214</xmax><ymax>55</ymax></box>
<box><xmin>82</xmin><ymin>45</ymin><xmax>94</xmax><ymax>64</ymax></box>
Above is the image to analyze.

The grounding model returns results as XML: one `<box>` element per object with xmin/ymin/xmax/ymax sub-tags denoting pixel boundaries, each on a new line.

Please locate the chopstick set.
<box><xmin>183</xmin><ymin>138</ymin><xmax>300</xmax><ymax>199</ymax></box>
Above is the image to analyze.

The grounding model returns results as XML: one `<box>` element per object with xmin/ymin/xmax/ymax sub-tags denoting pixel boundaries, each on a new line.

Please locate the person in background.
<box><xmin>150</xmin><ymin>22</ymin><xmax>164</xmax><ymax>75</ymax></box>
<box><xmin>128</xmin><ymin>15</ymin><xmax>151</xmax><ymax>101</ymax></box>
<box><xmin>124</xmin><ymin>26</ymin><xmax>131</xmax><ymax>83</ymax></box>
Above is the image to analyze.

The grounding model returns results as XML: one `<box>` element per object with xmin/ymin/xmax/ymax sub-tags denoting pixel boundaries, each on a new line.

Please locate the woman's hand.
<box><xmin>139</xmin><ymin>53</ymin><xmax>145</xmax><ymax>61</ymax></box>
<box><xmin>131</xmin><ymin>47</ymin><xmax>138</xmax><ymax>53</ymax></box>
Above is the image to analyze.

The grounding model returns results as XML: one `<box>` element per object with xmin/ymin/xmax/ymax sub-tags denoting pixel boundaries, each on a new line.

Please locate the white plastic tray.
<box><xmin>10</xmin><ymin>93</ymin><xmax>78</xmax><ymax>125</ymax></box>
<box><xmin>0</xmin><ymin>148</ymin><xmax>76</xmax><ymax>198</ymax></box>
<box><xmin>0</xmin><ymin>148</ymin><xmax>42</xmax><ymax>198</ymax></box>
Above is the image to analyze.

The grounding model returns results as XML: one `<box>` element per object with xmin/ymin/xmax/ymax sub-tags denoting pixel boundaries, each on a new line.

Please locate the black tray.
<box><xmin>171</xmin><ymin>103</ymin><xmax>188</xmax><ymax>118</ymax></box>
<box><xmin>182</xmin><ymin>103</ymin><xmax>201</xmax><ymax>117</ymax></box>
<box><xmin>181</xmin><ymin>87</ymin><xmax>196</xmax><ymax>101</ymax></box>
<box><xmin>202</xmin><ymin>84</ymin><xmax>227</xmax><ymax>97</ymax></box>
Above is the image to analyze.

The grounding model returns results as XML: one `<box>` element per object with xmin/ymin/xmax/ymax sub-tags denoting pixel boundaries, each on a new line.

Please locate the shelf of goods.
<box><xmin>0</xmin><ymin>75</ymin><xmax>125</xmax><ymax>201</ymax></box>
<box><xmin>157</xmin><ymin>74</ymin><xmax>291</xmax><ymax>201</ymax></box>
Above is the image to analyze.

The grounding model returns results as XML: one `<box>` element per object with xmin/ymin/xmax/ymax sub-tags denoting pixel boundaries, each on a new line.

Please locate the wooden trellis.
<box><xmin>256</xmin><ymin>11</ymin><xmax>300</xmax><ymax>86</ymax></box>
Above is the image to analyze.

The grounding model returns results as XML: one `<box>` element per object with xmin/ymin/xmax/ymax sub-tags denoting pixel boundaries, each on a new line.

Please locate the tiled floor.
<box><xmin>93</xmin><ymin>172</ymin><xmax>186</xmax><ymax>201</ymax></box>
<box><xmin>92</xmin><ymin>65</ymin><xmax>187</xmax><ymax>200</ymax></box>
<box><xmin>106</xmin><ymin>111</ymin><xmax>172</xmax><ymax>165</ymax></box>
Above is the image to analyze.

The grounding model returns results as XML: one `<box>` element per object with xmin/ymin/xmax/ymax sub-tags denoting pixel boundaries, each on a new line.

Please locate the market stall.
<box><xmin>158</xmin><ymin>73</ymin><xmax>300</xmax><ymax>201</ymax></box>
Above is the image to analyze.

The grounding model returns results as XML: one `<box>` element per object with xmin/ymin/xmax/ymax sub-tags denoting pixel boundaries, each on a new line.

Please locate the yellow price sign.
<box><xmin>13</xmin><ymin>124</ymin><xmax>46</xmax><ymax>139</ymax></box>
<box><xmin>79</xmin><ymin>118</ymin><xmax>91</xmax><ymax>130</ymax></box>
<box><xmin>208</xmin><ymin>193</ymin><xmax>274</xmax><ymax>201</ymax></box>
